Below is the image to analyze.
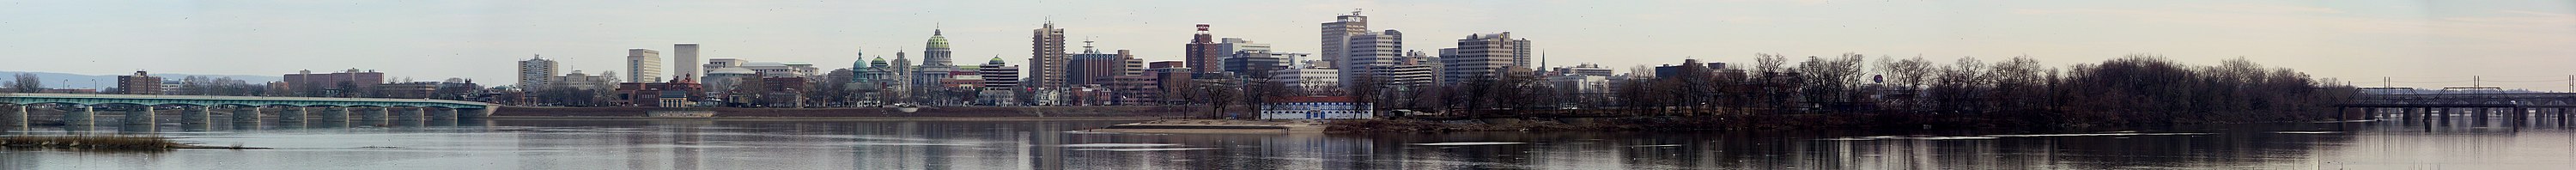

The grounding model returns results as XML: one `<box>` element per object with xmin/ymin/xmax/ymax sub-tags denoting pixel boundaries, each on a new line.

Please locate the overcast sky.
<box><xmin>4</xmin><ymin>0</ymin><xmax>2573</xmax><ymax>90</ymax></box>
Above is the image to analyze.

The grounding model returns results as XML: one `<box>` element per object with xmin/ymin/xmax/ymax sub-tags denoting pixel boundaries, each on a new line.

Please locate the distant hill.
<box><xmin>0</xmin><ymin>71</ymin><xmax>283</xmax><ymax>89</ymax></box>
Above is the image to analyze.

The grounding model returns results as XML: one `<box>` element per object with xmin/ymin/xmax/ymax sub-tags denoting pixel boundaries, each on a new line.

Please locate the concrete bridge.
<box><xmin>2339</xmin><ymin>93</ymin><xmax>2576</xmax><ymax>123</ymax></box>
<box><xmin>0</xmin><ymin>93</ymin><xmax>497</xmax><ymax>130</ymax></box>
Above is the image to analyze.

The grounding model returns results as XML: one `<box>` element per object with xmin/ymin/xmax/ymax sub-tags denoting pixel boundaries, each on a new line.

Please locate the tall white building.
<box><xmin>517</xmin><ymin>55</ymin><xmax>556</xmax><ymax>88</ymax></box>
<box><xmin>1441</xmin><ymin>32</ymin><xmax>1533</xmax><ymax>84</ymax></box>
<box><xmin>673</xmin><ymin>43</ymin><xmax>701</xmax><ymax>79</ymax></box>
<box><xmin>627</xmin><ymin>48</ymin><xmax>663</xmax><ymax>82</ymax></box>
<box><xmin>1339</xmin><ymin>29</ymin><xmax>1402</xmax><ymax>88</ymax></box>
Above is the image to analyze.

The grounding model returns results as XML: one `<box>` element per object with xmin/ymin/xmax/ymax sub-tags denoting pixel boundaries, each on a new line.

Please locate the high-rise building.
<box><xmin>627</xmin><ymin>48</ymin><xmax>664</xmax><ymax>82</ymax></box>
<box><xmin>1321</xmin><ymin>9</ymin><xmax>1368</xmax><ymax>71</ymax></box>
<box><xmin>1340</xmin><ymin>29</ymin><xmax>1402</xmax><ymax>87</ymax></box>
<box><xmin>1184</xmin><ymin>24</ymin><xmax>1222</xmax><ymax>77</ymax></box>
<box><xmin>1028</xmin><ymin>21</ymin><xmax>1069</xmax><ymax>90</ymax></box>
<box><xmin>674</xmin><ymin>43</ymin><xmax>701</xmax><ymax>79</ymax></box>
<box><xmin>116</xmin><ymin>70</ymin><xmax>161</xmax><ymax>94</ymax></box>
<box><xmin>518</xmin><ymin>55</ymin><xmax>557</xmax><ymax>88</ymax></box>
<box><xmin>1067</xmin><ymin>40</ymin><xmax>1131</xmax><ymax>87</ymax></box>
<box><xmin>1442</xmin><ymin>32</ymin><xmax>1533</xmax><ymax>84</ymax></box>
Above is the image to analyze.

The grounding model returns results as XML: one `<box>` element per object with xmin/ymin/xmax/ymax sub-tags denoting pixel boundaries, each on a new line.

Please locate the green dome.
<box><xmin>926</xmin><ymin>29</ymin><xmax>951</xmax><ymax>49</ymax></box>
<box><xmin>871</xmin><ymin>57</ymin><xmax>890</xmax><ymax>68</ymax></box>
<box><xmin>987</xmin><ymin>56</ymin><xmax>1006</xmax><ymax>65</ymax></box>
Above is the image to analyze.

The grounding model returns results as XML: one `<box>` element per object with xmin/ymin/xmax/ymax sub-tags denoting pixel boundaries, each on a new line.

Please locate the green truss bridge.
<box><xmin>1</xmin><ymin>93</ymin><xmax>500</xmax><ymax>128</ymax></box>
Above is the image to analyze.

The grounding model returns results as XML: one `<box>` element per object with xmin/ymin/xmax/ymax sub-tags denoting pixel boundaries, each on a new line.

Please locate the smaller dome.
<box><xmin>987</xmin><ymin>56</ymin><xmax>1007</xmax><ymax>64</ymax></box>
<box><xmin>709</xmin><ymin>68</ymin><xmax>756</xmax><ymax>75</ymax></box>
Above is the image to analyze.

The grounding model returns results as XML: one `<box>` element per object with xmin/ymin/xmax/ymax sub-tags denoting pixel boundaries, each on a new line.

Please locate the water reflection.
<box><xmin>7</xmin><ymin>113</ymin><xmax>2576</xmax><ymax>169</ymax></box>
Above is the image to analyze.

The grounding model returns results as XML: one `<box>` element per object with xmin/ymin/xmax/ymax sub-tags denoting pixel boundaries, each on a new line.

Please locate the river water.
<box><xmin>3</xmin><ymin>116</ymin><xmax>2574</xmax><ymax>170</ymax></box>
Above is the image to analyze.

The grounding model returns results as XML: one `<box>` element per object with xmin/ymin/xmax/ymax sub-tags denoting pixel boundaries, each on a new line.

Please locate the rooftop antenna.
<box><xmin>2474</xmin><ymin>76</ymin><xmax>2482</xmax><ymax>88</ymax></box>
<box><xmin>2382</xmin><ymin>76</ymin><xmax>2391</xmax><ymax>88</ymax></box>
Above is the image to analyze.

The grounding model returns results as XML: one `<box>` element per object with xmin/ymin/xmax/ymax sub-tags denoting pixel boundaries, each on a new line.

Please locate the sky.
<box><xmin>3</xmin><ymin>0</ymin><xmax>2573</xmax><ymax>91</ymax></box>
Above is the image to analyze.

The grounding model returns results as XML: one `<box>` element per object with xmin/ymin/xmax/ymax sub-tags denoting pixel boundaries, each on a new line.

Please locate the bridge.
<box><xmin>0</xmin><ymin>93</ymin><xmax>498</xmax><ymax>129</ymax></box>
<box><xmin>2338</xmin><ymin>93</ymin><xmax>2576</xmax><ymax>123</ymax></box>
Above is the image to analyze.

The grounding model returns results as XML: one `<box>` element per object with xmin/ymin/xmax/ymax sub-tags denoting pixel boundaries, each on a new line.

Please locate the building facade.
<box><xmin>673</xmin><ymin>43</ymin><xmax>701</xmax><ymax>78</ymax></box>
<box><xmin>1259</xmin><ymin>96</ymin><xmax>1375</xmax><ymax>119</ymax></box>
<box><xmin>627</xmin><ymin>48</ymin><xmax>663</xmax><ymax>82</ymax></box>
<box><xmin>116</xmin><ymin>70</ymin><xmax>160</xmax><ymax>94</ymax></box>
<box><xmin>978</xmin><ymin>57</ymin><xmax>1023</xmax><ymax>106</ymax></box>
<box><xmin>518</xmin><ymin>55</ymin><xmax>557</xmax><ymax>88</ymax></box>
<box><xmin>1441</xmin><ymin>32</ymin><xmax>1533</xmax><ymax>84</ymax></box>
<box><xmin>1028</xmin><ymin>21</ymin><xmax>1069</xmax><ymax>90</ymax></box>
<box><xmin>283</xmin><ymin>69</ymin><xmax>387</xmax><ymax>94</ymax></box>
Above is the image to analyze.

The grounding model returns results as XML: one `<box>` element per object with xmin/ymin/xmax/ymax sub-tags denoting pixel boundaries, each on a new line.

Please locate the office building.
<box><xmin>1028</xmin><ymin>21</ymin><xmax>1068</xmax><ymax>90</ymax></box>
<box><xmin>1440</xmin><ymin>32</ymin><xmax>1533</xmax><ymax>84</ymax></box>
<box><xmin>518</xmin><ymin>55</ymin><xmax>557</xmax><ymax>88</ymax></box>
<box><xmin>116</xmin><ymin>70</ymin><xmax>160</xmax><ymax>94</ymax></box>
<box><xmin>674</xmin><ymin>43</ymin><xmax>701</xmax><ymax>78</ymax></box>
<box><xmin>627</xmin><ymin>48</ymin><xmax>663</xmax><ymax>82</ymax></box>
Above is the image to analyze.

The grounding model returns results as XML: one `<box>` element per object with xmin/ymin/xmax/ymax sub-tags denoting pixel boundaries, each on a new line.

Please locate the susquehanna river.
<box><xmin>5</xmin><ymin>117</ymin><xmax>2576</xmax><ymax>170</ymax></box>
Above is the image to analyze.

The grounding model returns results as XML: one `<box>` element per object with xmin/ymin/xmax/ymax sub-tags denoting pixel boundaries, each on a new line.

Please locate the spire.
<box><xmin>934</xmin><ymin>22</ymin><xmax>943</xmax><ymax>35</ymax></box>
<box><xmin>1081</xmin><ymin>38</ymin><xmax>1098</xmax><ymax>54</ymax></box>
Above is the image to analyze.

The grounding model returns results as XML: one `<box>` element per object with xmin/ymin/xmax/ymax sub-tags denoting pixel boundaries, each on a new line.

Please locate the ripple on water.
<box><xmin>1408</xmin><ymin>142</ymin><xmax>1526</xmax><ymax>146</ymax></box>
<box><xmin>1072</xmin><ymin>148</ymin><xmax>1218</xmax><ymax>152</ymax></box>
<box><xmin>1060</xmin><ymin>143</ymin><xmax>1180</xmax><ymax>148</ymax></box>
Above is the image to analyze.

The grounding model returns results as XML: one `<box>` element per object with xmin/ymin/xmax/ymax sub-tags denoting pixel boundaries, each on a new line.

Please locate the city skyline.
<box><xmin>4</xmin><ymin>0</ymin><xmax>2574</xmax><ymax>90</ymax></box>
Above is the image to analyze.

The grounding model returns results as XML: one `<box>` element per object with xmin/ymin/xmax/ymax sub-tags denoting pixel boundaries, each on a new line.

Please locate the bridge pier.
<box><xmin>396</xmin><ymin>107</ymin><xmax>423</xmax><ymax>121</ymax></box>
<box><xmin>393</xmin><ymin>107</ymin><xmax>423</xmax><ymax>127</ymax></box>
<box><xmin>6</xmin><ymin>105</ymin><xmax>25</xmax><ymax>131</ymax></box>
<box><xmin>125</xmin><ymin>106</ymin><xmax>156</xmax><ymax>125</ymax></box>
<box><xmin>429</xmin><ymin>108</ymin><xmax>457</xmax><ymax>120</ymax></box>
<box><xmin>279</xmin><ymin>107</ymin><xmax>307</xmax><ymax>123</ymax></box>
<box><xmin>358</xmin><ymin>107</ymin><xmax>386</xmax><ymax>124</ymax></box>
<box><xmin>320</xmin><ymin>107</ymin><xmax>348</xmax><ymax>123</ymax></box>
<box><xmin>231</xmin><ymin>106</ymin><xmax>260</xmax><ymax>123</ymax></box>
<box><xmin>66</xmin><ymin>106</ymin><xmax>94</xmax><ymax>126</ymax></box>
<box><xmin>181</xmin><ymin>107</ymin><xmax>210</xmax><ymax>124</ymax></box>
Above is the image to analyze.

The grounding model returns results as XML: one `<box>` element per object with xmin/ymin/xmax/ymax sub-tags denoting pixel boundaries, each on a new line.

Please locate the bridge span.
<box><xmin>2340</xmin><ymin>93</ymin><xmax>2576</xmax><ymax>123</ymax></box>
<box><xmin>0</xmin><ymin>93</ymin><xmax>499</xmax><ymax>130</ymax></box>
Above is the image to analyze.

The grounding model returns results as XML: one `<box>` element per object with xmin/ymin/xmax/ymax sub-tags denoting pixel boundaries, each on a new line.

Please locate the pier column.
<box><xmin>181</xmin><ymin>106</ymin><xmax>210</xmax><ymax>124</ymax></box>
<box><xmin>280</xmin><ymin>107</ymin><xmax>307</xmax><ymax>123</ymax></box>
<box><xmin>429</xmin><ymin>108</ymin><xmax>457</xmax><ymax>120</ymax></box>
<box><xmin>66</xmin><ymin>106</ymin><xmax>94</xmax><ymax>125</ymax></box>
<box><xmin>319</xmin><ymin>107</ymin><xmax>348</xmax><ymax>123</ymax></box>
<box><xmin>6</xmin><ymin>105</ymin><xmax>25</xmax><ymax>131</ymax></box>
<box><xmin>231</xmin><ymin>106</ymin><xmax>261</xmax><ymax>123</ymax></box>
<box><xmin>396</xmin><ymin>107</ymin><xmax>424</xmax><ymax>121</ymax></box>
<box><xmin>359</xmin><ymin>107</ymin><xmax>387</xmax><ymax>122</ymax></box>
<box><xmin>125</xmin><ymin>106</ymin><xmax>156</xmax><ymax>125</ymax></box>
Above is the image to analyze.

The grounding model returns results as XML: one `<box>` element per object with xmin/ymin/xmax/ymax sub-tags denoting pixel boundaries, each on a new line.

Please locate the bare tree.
<box><xmin>9</xmin><ymin>73</ymin><xmax>40</xmax><ymax>93</ymax></box>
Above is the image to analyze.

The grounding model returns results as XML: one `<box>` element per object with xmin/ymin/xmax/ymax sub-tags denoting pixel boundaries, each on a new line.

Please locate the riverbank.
<box><xmin>1327</xmin><ymin>112</ymin><xmax>2342</xmax><ymax>133</ymax></box>
<box><xmin>0</xmin><ymin>136</ymin><xmax>269</xmax><ymax>151</ymax></box>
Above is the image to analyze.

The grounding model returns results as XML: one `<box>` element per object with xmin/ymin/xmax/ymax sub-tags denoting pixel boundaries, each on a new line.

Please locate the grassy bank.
<box><xmin>0</xmin><ymin>136</ymin><xmax>267</xmax><ymax>151</ymax></box>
